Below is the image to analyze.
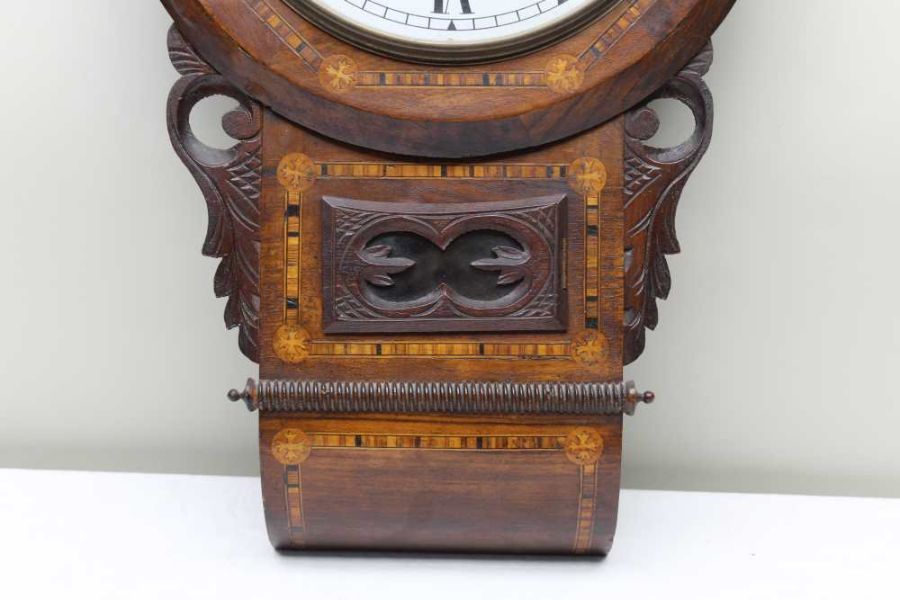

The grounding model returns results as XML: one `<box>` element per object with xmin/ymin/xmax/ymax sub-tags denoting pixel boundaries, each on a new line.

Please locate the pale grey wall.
<box><xmin>1</xmin><ymin>1</ymin><xmax>898</xmax><ymax>497</ymax></box>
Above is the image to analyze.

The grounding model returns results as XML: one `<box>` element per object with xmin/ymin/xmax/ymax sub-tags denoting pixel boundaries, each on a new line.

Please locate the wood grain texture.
<box><xmin>260</xmin><ymin>414</ymin><xmax>623</xmax><ymax>555</ymax></box>
<box><xmin>158</xmin><ymin>0</ymin><xmax>734</xmax><ymax>557</ymax></box>
<box><xmin>166</xmin><ymin>26</ymin><xmax>262</xmax><ymax>362</ymax></box>
<box><xmin>258</xmin><ymin>115</ymin><xmax>624</xmax><ymax>383</ymax></box>
<box><xmin>161</xmin><ymin>0</ymin><xmax>735</xmax><ymax>157</ymax></box>
<box><xmin>623</xmin><ymin>43</ymin><xmax>715</xmax><ymax>364</ymax></box>
<box><xmin>321</xmin><ymin>194</ymin><xmax>567</xmax><ymax>333</ymax></box>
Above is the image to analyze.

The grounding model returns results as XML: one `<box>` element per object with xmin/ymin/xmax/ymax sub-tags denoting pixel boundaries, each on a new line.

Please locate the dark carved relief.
<box><xmin>623</xmin><ymin>42</ymin><xmax>715</xmax><ymax>364</ymax></box>
<box><xmin>166</xmin><ymin>26</ymin><xmax>262</xmax><ymax>362</ymax></box>
<box><xmin>322</xmin><ymin>195</ymin><xmax>567</xmax><ymax>333</ymax></box>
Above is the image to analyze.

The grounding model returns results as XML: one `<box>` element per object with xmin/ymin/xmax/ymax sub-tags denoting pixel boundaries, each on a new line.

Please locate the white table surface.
<box><xmin>1</xmin><ymin>469</ymin><xmax>897</xmax><ymax>599</ymax></box>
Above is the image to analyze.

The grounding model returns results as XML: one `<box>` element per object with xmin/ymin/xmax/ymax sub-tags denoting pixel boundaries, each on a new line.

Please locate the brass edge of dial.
<box><xmin>282</xmin><ymin>0</ymin><xmax>621</xmax><ymax>65</ymax></box>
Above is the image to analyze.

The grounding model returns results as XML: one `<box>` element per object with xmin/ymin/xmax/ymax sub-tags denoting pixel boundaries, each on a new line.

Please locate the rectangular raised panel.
<box><xmin>259</xmin><ymin>111</ymin><xmax>624</xmax><ymax>383</ymax></box>
<box><xmin>322</xmin><ymin>195</ymin><xmax>567</xmax><ymax>334</ymax></box>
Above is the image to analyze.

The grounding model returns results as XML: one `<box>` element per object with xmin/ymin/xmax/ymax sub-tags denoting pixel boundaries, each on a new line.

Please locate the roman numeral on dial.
<box><xmin>433</xmin><ymin>1</ymin><xmax>473</xmax><ymax>15</ymax></box>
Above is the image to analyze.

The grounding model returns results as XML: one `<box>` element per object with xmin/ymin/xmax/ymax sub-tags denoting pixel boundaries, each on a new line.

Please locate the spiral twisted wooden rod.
<box><xmin>228</xmin><ymin>379</ymin><xmax>655</xmax><ymax>416</ymax></box>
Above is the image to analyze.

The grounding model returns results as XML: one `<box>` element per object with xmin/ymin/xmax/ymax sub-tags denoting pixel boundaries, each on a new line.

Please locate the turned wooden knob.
<box><xmin>227</xmin><ymin>379</ymin><xmax>257</xmax><ymax>411</ymax></box>
<box><xmin>624</xmin><ymin>381</ymin><xmax>656</xmax><ymax>415</ymax></box>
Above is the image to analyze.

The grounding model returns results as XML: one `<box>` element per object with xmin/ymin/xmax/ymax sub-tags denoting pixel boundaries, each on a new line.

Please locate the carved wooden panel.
<box><xmin>166</xmin><ymin>26</ymin><xmax>262</xmax><ymax>362</ymax></box>
<box><xmin>321</xmin><ymin>195</ymin><xmax>566</xmax><ymax>333</ymax></box>
<box><xmin>258</xmin><ymin>118</ymin><xmax>624</xmax><ymax>384</ymax></box>
<box><xmin>623</xmin><ymin>43</ymin><xmax>715</xmax><ymax>364</ymax></box>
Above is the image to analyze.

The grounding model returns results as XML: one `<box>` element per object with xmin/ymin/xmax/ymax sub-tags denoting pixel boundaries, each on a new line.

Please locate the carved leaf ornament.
<box><xmin>322</xmin><ymin>195</ymin><xmax>566</xmax><ymax>333</ymax></box>
<box><xmin>165</xmin><ymin>24</ymin><xmax>715</xmax><ymax>363</ymax></box>
<box><xmin>623</xmin><ymin>43</ymin><xmax>715</xmax><ymax>364</ymax></box>
<box><xmin>166</xmin><ymin>26</ymin><xmax>262</xmax><ymax>362</ymax></box>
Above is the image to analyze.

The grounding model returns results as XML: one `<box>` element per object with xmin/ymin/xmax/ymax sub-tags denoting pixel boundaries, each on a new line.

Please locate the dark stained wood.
<box><xmin>161</xmin><ymin>0</ymin><xmax>735</xmax><ymax>157</ymax></box>
<box><xmin>160</xmin><ymin>0</ymin><xmax>734</xmax><ymax>556</ymax></box>
<box><xmin>321</xmin><ymin>194</ymin><xmax>567</xmax><ymax>334</ymax></box>
<box><xmin>258</xmin><ymin>114</ymin><xmax>625</xmax><ymax>383</ymax></box>
<box><xmin>166</xmin><ymin>27</ymin><xmax>262</xmax><ymax>361</ymax></box>
<box><xmin>623</xmin><ymin>43</ymin><xmax>716</xmax><ymax>364</ymax></box>
<box><xmin>252</xmin><ymin>97</ymin><xmax>625</xmax><ymax>556</ymax></box>
<box><xmin>230</xmin><ymin>378</ymin><xmax>656</xmax><ymax>415</ymax></box>
<box><xmin>260</xmin><ymin>414</ymin><xmax>623</xmax><ymax>555</ymax></box>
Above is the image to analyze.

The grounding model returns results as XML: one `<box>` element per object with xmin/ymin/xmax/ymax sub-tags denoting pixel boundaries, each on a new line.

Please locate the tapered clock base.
<box><xmin>260</xmin><ymin>414</ymin><xmax>622</xmax><ymax>555</ymax></box>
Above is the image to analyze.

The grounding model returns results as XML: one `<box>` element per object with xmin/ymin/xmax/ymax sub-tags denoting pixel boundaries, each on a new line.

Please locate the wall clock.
<box><xmin>161</xmin><ymin>0</ymin><xmax>736</xmax><ymax>554</ymax></box>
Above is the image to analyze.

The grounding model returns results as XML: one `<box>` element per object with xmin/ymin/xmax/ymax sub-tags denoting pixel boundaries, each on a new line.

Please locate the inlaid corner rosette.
<box><xmin>166</xmin><ymin>26</ymin><xmax>262</xmax><ymax>362</ymax></box>
<box><xmin>623</xmin><ymin>42</ymin><xmax>715</xmax><ymax>364</ymax></box>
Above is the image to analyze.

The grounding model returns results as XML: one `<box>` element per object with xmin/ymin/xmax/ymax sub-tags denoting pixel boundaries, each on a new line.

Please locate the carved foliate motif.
<box><xmin>322</xmin><ymin>195</ymin><xmax>567</xmax><ymax>333</ymax></box>
<box><xmin>623</xmin><ymin>43</ymin><xmax>715</xmax><ymax>364</ymax></box>
<box><xmin>166</xmin><ymin>26</ymin><xmax>262</xmax><ymax>362</ymax></box>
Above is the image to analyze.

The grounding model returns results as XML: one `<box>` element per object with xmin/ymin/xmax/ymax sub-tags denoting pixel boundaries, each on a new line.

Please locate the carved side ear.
<box><xmin>166</xmin><ymin>26</ymin><xmax>262</xmax><ymax>363</ymax></box>
<box><xmin>623</xmin><ymin>42</ymin><xmax>715</xmax><ymax>364</ymax></box>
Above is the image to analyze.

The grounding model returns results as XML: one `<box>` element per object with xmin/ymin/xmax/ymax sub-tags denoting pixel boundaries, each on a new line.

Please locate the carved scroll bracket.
<box><xmin>166</xmin><ymin>26</ymin><xmax>262</xmax><ymax>362</ymax></box>
<box><xmin>623</xmin><ymin>42</ymin><xmax>715</xmax><ymax>364</ymax></box>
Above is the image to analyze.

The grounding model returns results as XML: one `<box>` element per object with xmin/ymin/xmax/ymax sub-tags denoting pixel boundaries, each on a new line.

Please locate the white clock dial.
<box><xmin>287</xmin><ymin>0</ymin><xmax>616</xmax><ymax>63</ymax></box>
<box><xmin>308</xmin><ymin>0</ymin><xmax>598</xmax><ymax>45</ymax></box>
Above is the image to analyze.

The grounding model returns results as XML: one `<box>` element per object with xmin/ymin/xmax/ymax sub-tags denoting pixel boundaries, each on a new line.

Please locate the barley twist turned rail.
<box><xmin>228</xmin><ymin>379</ymin><xmax>655</xmax><ymax>415</ymax></box>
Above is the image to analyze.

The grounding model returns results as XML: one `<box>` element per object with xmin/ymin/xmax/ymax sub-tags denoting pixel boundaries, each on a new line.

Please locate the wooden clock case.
<box><xmin>162</xmin><ymin>0</ymin><xmax>735</xmax><ymax>555</ymax></box>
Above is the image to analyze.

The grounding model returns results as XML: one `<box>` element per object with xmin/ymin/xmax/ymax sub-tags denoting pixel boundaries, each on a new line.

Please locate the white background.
<box><xmin>0</xmin><ymin>0</ymin><xmax>898</xmax><ymax>498</ymax></box>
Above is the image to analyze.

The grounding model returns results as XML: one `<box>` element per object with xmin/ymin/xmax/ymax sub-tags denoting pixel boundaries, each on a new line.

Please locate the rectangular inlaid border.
<box><xmin>275</xmin><ymin>157</ymin><xmax>605</xmax><ymax>362</ymax></box>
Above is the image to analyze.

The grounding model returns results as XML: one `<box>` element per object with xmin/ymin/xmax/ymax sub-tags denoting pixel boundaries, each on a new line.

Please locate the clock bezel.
<box><xmin>161</xmin><ymin>0</ymin><xmax>735</xmax><ymax>157</ymax></box>
<box><xmin>283</xmin><ymin>0</ymin><xmax>620</xmax><ymax>65</ymax></box>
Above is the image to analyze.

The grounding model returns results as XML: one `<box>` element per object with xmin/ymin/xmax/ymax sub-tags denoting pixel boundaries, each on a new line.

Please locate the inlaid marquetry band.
<box><xmin>580</xmin><ymin>0</ymin><xmax>656</xmax><ymax>70</ymax></box>
<box><xmin>271</xmin><ymin>429</ymin><xmax>588</xmax><ymax>463</ymax></box>
<box><xmin>273</xmin><ymin>153</ymin><xmax>316</xmax><ymax>364</ymax></box>
<box><xmin>230</xmin><ymin>379</ymin><xmax>655</xmax><ymax>415</ymax></box>
<box><xmin>270</xmin><ymin>425</ymin><xmax>607</xmax><ymax>552</ymax></box>
<box><xmin>273</xmin><ymin>154</ymin><xmax>609</xmax><ymax>365</ymax></box>
<box><xmin>245</xmin><ymin>0</ymin><xmax>323</xmax><ymax>71</ymax></box>
<box><xmin>244</xmin><ymin>0</ymin><xmax>654</xmax><ymax>92</ymax></box>
<box><xmin>569</xmin><ymin>157</ymin><xmax>608</xmax><ymax>331</ymax></box>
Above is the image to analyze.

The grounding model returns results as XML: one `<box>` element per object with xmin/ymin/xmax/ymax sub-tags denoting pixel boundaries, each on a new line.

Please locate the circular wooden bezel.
<box><xmin>162</xmin><ymin>0</ymin><xmax>734</xmax><ymax>157</ymax></box>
